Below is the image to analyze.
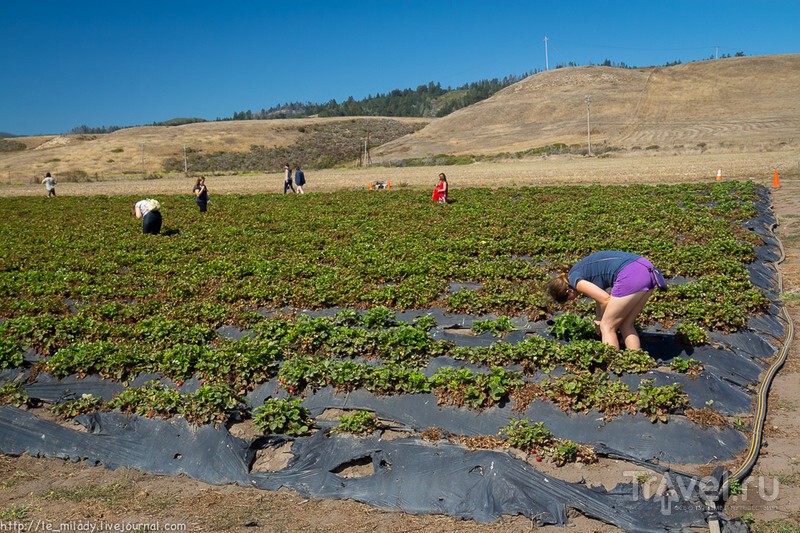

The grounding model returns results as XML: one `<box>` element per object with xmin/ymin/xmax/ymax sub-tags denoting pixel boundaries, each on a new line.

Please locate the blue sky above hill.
<box><xmin>2</xmin><ymin>0</ymin><xmax>798</xmax><ymax>136</ymax></box>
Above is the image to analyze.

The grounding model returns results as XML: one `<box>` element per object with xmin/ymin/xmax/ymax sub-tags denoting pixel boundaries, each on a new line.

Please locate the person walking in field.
<box><xmin>42</xmin><ymin>172</ymin><xmax>56</xmax><ymax>197</ymax></box>
<box><xmin>193</xmin><ymin>176</ymin><xmax>209</xmax><ymax>213</ymax></box>
<box><xmin>432</xmin><ymin>173</ymin><xmax>448</xmax><ymax>203</ymax></box>
<box><xmin>283</xmin><ymin>163</ymin><xmax>295</xmax><ymax>194</ymax></box>
<box><xmin>546</xmin><ymin>250</ymin><xmax>666</xmax><ymax>350</ymax></box>
<box><xmin>294</xmin><ymin>165</ymin><xmax>305</xmax><ymax>194</ymax></box>
<box><xmin>133</xmin><ymin>198</ymin><xmax>163</xmax><ymax>235</ymax></box>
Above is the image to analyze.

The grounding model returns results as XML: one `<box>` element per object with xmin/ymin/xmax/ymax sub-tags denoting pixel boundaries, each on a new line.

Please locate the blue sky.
<box><xmin>2</xmin><ymin>0</ymin><xmax>798</xmax><ymax>136</ymax></box>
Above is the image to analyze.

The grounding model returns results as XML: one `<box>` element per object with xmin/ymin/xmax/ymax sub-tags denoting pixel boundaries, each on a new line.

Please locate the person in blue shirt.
<box><xmin>294</xmin><ymin>165</ymin><xmax>305</xmax><ymax>194</ymax></box>
<box><xmin>193</xmin><ymin>176</ymin><xmax>209</xmax><ymax>213</ymax></box>
<box><xmin>546</xmin><ymin>250</ymin><xmax>666</xmax><ymax>350</ymax></box>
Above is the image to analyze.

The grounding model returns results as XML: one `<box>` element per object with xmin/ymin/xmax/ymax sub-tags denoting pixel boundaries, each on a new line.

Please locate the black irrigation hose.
<box><xmin>720</xmin><ymin>206</ymin><xmax>794</xmax><ymax>495</ymax></box>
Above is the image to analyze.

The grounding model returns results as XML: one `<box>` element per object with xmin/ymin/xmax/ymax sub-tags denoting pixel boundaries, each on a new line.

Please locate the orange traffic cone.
<box><xmin>369</xmin><ymin>182</ymin><xmax>373</xmax><ymax>190</ymax></box>
<box><xmin>716</xmin><ymin>169</ymin><xmax>722</xmax><ymax>181</ymax></box>
<box><xmin>773</xmin><ymin>169</ymin><xmax>780</xmax><ymax>188</ymax></box>
<box><xmin>387</xmin><ymin>181</ymin><xmax>391</xmax><ymax>190</ymax></box>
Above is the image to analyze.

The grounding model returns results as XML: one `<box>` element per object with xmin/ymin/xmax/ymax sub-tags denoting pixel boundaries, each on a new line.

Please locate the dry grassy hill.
<box><xmin>374</xmin><ymin>54</ymin><xmax>800</xmax><ymax>160</ymax></box>
<box><xmin>0</xmin><ymin>117</ymin><xmax>431</xmax><ymax>183</ymax></box>
<box><xmin>1</xmin><ymin>54</ymin><xmax>798</xmax><ymax>193</ymax></box>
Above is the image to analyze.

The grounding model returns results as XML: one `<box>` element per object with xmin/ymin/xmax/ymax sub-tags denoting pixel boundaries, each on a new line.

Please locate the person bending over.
<box><xmin>133</xmin><ymin>198</ymin><xmax>162</xmax><ymax>235</ymax></box>
<box><xmin>546</xmin><ymin>250</ymin><xmax>666</xmax><ymax>349</ymax></box>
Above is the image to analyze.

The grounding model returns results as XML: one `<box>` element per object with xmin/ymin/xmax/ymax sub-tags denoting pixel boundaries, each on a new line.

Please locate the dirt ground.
<box><xmin>1</xmin><ymin>149</ymin><xmax>797</xmax><ymax>198</ymax></box>
<box><xmin>2</xmin><ymin>164</ymin><xmax>800</xmax><ymax>532</ymax></box>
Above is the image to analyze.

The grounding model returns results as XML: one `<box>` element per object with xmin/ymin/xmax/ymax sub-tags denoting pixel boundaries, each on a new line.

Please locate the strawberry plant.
<box><xmin>675</xmin><ymin>322</ymin><xmax>710</xmax><ymax>346</ymax></box>
<box><xmin>362</xmin><ymin>306</ymin><xmax>397</xmax><ymax>329</ymax></box>
<box><xmin>636</xmin><ymin>379</ymin><xmax>689</xmax><ymax>422</ymax></box>
<box><xmin>332</xmin><ymin>410</ymin><xmax>378</xmax><ymax>435</ymax></box>
<box><xmin>366</xmin><ymin>365</ymin><xmax>431</xmax><ymax>395</ymax></box>
<box><xmin>253</xmin><ymin>398</ymin><xmax>312</xmax><ymax>436</ymax></box>
<box><xmin>108</xmin><ymin>381</ymin><xmax>182</xmax><ymax>419</ymax></box>
<box><xmin>549</xmin><ymin>313</ymin><xmax>596</xmax><ymax>341</ymax></box>
<box><xmin>607</xmin><ymin>349</ymin><xmax>657</xmax><ymax>374</ymax></box>
<box><xmin>45</xmin><ymin>341</ymin><xmax>149</xmax><ymax>380</ymax></box>
<box><xmin>412</xmin><ymin>315</ymin><xmax>437</xmax><ymax>331</ymax></box>
<box><xmin>561</xmin><ymin>340</ymin><xmax>617</xmax><ymax>372</ymax></box>
<box><xmin>51</xmin><ymin>394</ymin><xmax>106</xmax><ymax>419</ymax></box>
<box><xmin>471</xmin><ymin>316</ymin><xmax>516</xmax><ymax>336</ymax></box>
<box><xmin>669</xmin><ymin>357</ymin><xmax>704</xmax><ymax>376</ymax></box>
<box><xmin>0</xmin><ymin>383</ymin><xmax>32</xmax><ymax>407</ymax></box>
<box><xmin>500</xmin><ymin>418</ymin><xmax>553</xmax><ymax>452</ymax></box>
<box><xmin>540</xmin><ymin>371</ymin><xmax>604</xmax><ymax>412</ymax></box>
<box><xmin>180</xmin><ymin>381</ymin><xmax>244</xmax><ymax>425</ymax></box>
<box><xmin>0</xmin><ymin>338</ymin><xmax>23</xmax><ymax>369</ymax></box>
<box><xmin>551</xmin><ymin>439</ymin><xmax>580</xmax><ymax>466</ymax></box>
<box><xmin>277</xmin><ymin>355</ymin><xmax>328</xmax><ymax>394</ymax></box>
<box><xmin>380</xmin><ymin>324</ymin><xmax>448</xmax><ymax>365</ymax></box>
<box><xmin>431</xmin><ymin>366</ymin><xmax>523</xmax><ymax>409</ymax></box>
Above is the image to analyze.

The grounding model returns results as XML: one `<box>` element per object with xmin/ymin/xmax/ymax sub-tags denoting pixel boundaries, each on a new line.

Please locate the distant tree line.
<box><xmin>593</xmin><ymin>52</ymin><xmax>745</xmax><ymax>69</ymax></box>
<box><xmin>229</xmin><ymin>73</ymin><xmax>536</xmax><ymax>122</ymax></box>
<box><xmin>69</xmin><ymin>125</ymin><xmax>125</xmax><ymax>135</ymax></box>
<box><xmin>69</xmin><ymin>117</ymin><xmax>208</xmax><ymax>135</ymax></box>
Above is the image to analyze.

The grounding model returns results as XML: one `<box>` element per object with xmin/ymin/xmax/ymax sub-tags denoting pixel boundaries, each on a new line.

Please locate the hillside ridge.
<box><xmin>374</xmin><ymin>54</ymin><xmax>800</xmax><ymax>160</ymax></box>
<box><xmin>1</xmin><ymin>54</ymin><xmax>798</xmax><ymax>181</ymax></box>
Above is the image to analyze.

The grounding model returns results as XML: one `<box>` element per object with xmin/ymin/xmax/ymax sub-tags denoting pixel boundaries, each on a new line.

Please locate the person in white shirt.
<box><xmin>42</xmin><ymin>172</ymin><xmax>56</xmax><ymax>197</ymax></box>
<box><xmin>133</xmin><ymin>199</ymin><xmax>162</xmax><ymax>235</ymax></box>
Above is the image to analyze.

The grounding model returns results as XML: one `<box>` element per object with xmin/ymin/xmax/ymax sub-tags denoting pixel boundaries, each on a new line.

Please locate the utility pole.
<box><xmin>715</xmin><ymin>46</ymin><xmax>719</xmax><ymax>59</ymax></box>
<box><xmin>584</xmin><ymin>95</ymin><xmax>592</xmax><ymax>156</ymax></box>
<box><xmin>544</xmin><ymin>36</ymin><xmax>549</xmax><ymax>71</ymax></box>
<box><xmin>183</xmin><ymin>145</ymin><xmax>188</xmax><ymax>174</ymax></box>
<box><xmin>362</xmin><ymin>132</ymin><xmax>371</xmax><ymax>167</ymax></box>
<box><xmin>140</xmin><ymin>143</ymin><xmax>145</xmax><ymax>176</ymax></box>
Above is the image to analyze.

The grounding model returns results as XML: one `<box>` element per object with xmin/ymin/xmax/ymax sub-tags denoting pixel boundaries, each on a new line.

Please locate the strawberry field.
<box><xmin>0</xmin><ymin>180</ymin><xmax>782</xmax><ymax>528</ymax></box>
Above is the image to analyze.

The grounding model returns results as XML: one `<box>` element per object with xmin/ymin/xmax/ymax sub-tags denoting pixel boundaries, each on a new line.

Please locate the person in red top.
<box><xmin>432</xmin><ymin>173</ymin><xmax>448</xmax><ymax>203</ymax></box>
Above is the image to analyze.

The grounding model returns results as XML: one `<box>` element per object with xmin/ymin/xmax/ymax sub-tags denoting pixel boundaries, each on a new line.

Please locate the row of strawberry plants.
<box><xmin>3</xmin><ymin>380</ymin><xmax>243</xmax><ymax>426</ymax></box>
<box><xmin>0</xmin><ymin>181</ymin><xmax>771</xmax><ymax>430</ymax></box>
<box><xmin>0</xmin><ymin>182</ymin><xmax>765</xmax><ymax>327</ymax></box>
<box><xmin>450</xmin><ymin>336</ymin><xmax>656</xmax><ymax>375</ymax></box>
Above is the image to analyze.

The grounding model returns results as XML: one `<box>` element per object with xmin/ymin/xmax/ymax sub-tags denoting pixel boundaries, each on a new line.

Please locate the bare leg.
<box><xmin>599</xmin><ymin>291</ymin><xmax>652</xmax><ymax>349</ymax></box>
<box><xmin>618</xmin><ymin>291</ymin><xmax>651</xmax><ymax>349</ymax></box>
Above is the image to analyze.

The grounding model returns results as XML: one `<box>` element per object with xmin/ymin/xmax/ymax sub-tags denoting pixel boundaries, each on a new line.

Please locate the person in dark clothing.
<box><xmin>294</xmin><ymin>165</ymin><xmax>305</xmax><ymax>194</ymax></box>
<box><xmin>193</xmin><ymin>176</ymin><xmax>209</xmax><ymax>213</ymax></box>
<box><xmin>133</xmin><ymin>198</ymin><xmax>163</xmax><ymax>235</ymax></box>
